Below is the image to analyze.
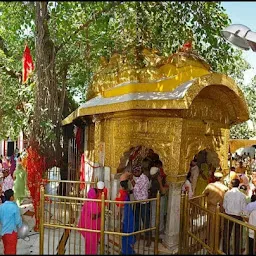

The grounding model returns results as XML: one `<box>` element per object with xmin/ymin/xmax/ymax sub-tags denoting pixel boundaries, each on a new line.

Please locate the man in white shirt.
<box><xmin>248</xmin><ymin>209</ymin><xmax>256</xmax><ymax>254</ymax></box>
<box><xmin>223</xmin><ymin>178</ymin><xmax>247</xmax><ymax>254</ymax></box>
<box><xmin>245</xmin><ymin>195</ymin><xmax>256</xmax><ymax>214</ymax></box>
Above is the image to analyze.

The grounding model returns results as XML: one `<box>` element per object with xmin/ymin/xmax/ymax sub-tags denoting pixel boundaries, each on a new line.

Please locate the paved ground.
<box><xmin>0</xmin><ymin>197</ymin><xmax>39</xmax><ymax>255</ymax></box>
<box><xmin>7</xmin><ymin>198</ymin><xmax>173</xmax><ymax>255</ymax></box>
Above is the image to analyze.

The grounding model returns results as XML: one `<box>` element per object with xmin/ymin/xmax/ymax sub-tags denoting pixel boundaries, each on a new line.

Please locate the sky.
<box><xmin>221</xmin><ymin>1</ymin><xmax>256</xmax><ymax>85</ymax></box>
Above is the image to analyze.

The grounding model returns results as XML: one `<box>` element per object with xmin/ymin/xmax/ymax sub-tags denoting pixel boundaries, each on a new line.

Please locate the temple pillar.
<box><xmin>163</xmin><ymin>182</ymin><xmax>183</xmax><ymax>254</ymax></box>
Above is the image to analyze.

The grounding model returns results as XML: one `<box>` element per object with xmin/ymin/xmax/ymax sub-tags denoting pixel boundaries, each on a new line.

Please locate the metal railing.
<box><xmin>39</xmin><ymin>186</ymin><xmax>161</xmax><ymax>255</ymax></box>
<box><xmin>45</xmin><ymin>179</ymin><xmax>97</xmax><ymax>198</ymax></box>
<box><xmin>45</xmin><ymin>166</ymin><xmax>97</xmax><ymax>198</ymax></box>
<box><xmin>179</xmin><ymin>192</ymin><xmax>256</xmax><ymax>255</ymax></box>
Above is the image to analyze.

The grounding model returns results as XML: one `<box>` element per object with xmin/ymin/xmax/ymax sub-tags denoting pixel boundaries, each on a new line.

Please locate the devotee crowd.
<box><xmin>0</xmin><ymin>149</ymin><xmax>28</xmax><ymax>255</ymax></box>
<box><xmin>78</xmin><ymin>148</ymin><xmax>169</xmax><ymax>255</ymax></box>
<box><xmin>0</xmin><ymin>149</ymin><xmax>28</xmax><ymax>206</ymax></box>
<box><xmin>181</xmin><ymin>150</ymin><xmax>256</xmax><ymax>255</ymax></box>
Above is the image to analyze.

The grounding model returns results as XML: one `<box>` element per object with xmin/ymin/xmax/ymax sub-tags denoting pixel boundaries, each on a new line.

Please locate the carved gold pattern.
<box><xmin>86</xmin><ymin>47</ymin><xmax>211</xmax><ymax>100</ymax></box>
<box><xmin>65</xmin><ymin>49</ymin><xmax>250</xmax><ymax>184</ymax></box>
<box><xmin>62</xmin><ymin>73</ymin><xmax>248</xmax><ymax>127</ymax></box>
<box><xmin>179</xmin><ymin>118</ymin><xmax>230</xmax><ymax>183</ymax></box>
<box><xmin>84</xmin><ymin>90</ymin><xmax>246</xmax><ymax>183</ymax></box>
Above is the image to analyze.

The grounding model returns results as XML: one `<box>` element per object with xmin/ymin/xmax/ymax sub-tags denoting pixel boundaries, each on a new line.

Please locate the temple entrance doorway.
<box><xmin>117</xmin><ymin>145</ymin><xmax>163</xmax><ymax>178</ymax></box>
<box><xmin>116</xmin><ymin>145</ymin><xmax>168</xmax><ymax>238</ymax></box>
<box><xmin>189</xmin><ymin>149</ymin><xmax>221</xmax><ymax>197</ymax></box>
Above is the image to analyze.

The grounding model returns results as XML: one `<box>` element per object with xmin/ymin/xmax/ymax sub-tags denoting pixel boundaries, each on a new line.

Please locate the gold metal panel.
<box><xmin>229</xmin><ymin>139</ymin><xmax>256</xmax><ymax>153</ymax></box>
<box><xmin>62</xmin><ymin>73</ymin><xmax>248</xmax><ymax>127</ymax></box>
<box><xmin>63</xmin><ymin>51</ymin><xmax>249</xmax><ymax>183</ymax></box>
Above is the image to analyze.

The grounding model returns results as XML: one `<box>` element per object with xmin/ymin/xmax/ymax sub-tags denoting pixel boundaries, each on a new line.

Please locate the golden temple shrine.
<box><xmin>62</xmin><ymin>46</ymin><xmax>249</xmax><ymax>252</ymax></box>
<box><xmin>63</xmin><ymin>46</ymin><xmax>248</xmax><ymax>181</ymax></box>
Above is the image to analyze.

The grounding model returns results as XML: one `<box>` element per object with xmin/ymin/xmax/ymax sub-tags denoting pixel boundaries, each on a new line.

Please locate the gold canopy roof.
<box><xmin>229</xmin><ymin>139</ymin><xmax>256</xmax><ymax>153</ymax></box>
<box><xmin>62</xmin><ymin>47</ymin><xmax>249</xmax><ymax>126</ymax></box>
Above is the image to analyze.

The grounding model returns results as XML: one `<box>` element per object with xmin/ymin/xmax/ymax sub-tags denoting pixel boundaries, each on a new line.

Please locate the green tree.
<box><xmin>0</xmin><ymin>1</ymin><xmax>251</xmax><ymax>163</ymax></box>
<box><xmin>230</xmin><ymin>76</ymin><xmax>256</xmax><ymax>139</ymax></box>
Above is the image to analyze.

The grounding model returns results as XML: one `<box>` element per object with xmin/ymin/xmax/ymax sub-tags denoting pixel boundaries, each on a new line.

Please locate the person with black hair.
<box><xmin>115</xmin><ymin>180</ymin><xmax>136</xmax><ymax>254</ymax></box>
<box><xmin>223</xmin><ymin>178</ymin><xmax>247</xmax><ymax>254</ymax></box>
<box><xmin>149</xmin><ymin>166</ymin><xmax>168</xmax><ymax>236</ymax></box>
<box><xmin>130</xmin><ymin>165</ymin><xmax>151</xmax><ymax>246</ymax></box>
<box><xmin>115</xmin><ymin>180</ymin><xmax>130</xmax><ymax>222</ymax></box>
<box><xmin>0</xmin><ymin>189</ymin><xmax>22</xmax><ymax>255</ymax></box>
<box><xmin>2</xmin><ymin>168</ymin><xmax>13</xmax><ymax>193</ymax></box>
<box><xmin>245</xmin><ymin>194</ymin><xmax>256</xmax><ymax>214</ymax></box>
<box><xmin>240</xmin><ymin>184</ymin><xmax>251</xmax><ymax>203</ymax></box>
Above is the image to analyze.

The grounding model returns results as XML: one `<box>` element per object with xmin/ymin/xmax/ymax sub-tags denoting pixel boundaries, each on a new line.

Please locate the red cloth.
<box><xmin>75</xmin><ymin>127</ymin><xmax>83</xmax><ymax>151</ymax></box>
<box><xmin>115</xmin><ymin>189</ymin><xmax>129</xmax><ymax>208</ymax></box>
<box><xmin>80</xmin><ymin>153</ymin><xmax>85</xmax><ymax>190</ymax></box>
<box><xmin>181</xmin><ymin>40</ymin><xmax>192</xmax><ymax>51</ymax></box>
<box><xmin>2</xmin><ymin>231</ymin><xmax>18</xmax><ymax>255</ymax></box>
<box><xmin>208</xmin><ymin>175</ymin><xmax>216</xmax><ymax>184</ymax></box>
<box><xmin>159</xmin><ymin>167</ymin><xmax>168</xmax><ymax>187</ymax></box>
<box><xmin>98</xmin><ymin>187</ymin><xmax>108</xmax><ymax>206</ymax></box>
<box><xmin>26</xmin><ymin>146</ymin><xmax>45</xmax><ymax>231</ymax></box>
<box><xmin>159</xmin><ymin>167</ymin><xmax>167</xmax><ymax>179</ymax></box>
<box><xmin>183</xmin><ymin>41</ymin><xmax>192</xmax><ymax>48</ymax></box>
<box><xmin>22</xmin><ymin>45</ymin><xmax>34</xmax><ymax>84</ymax></box>
<box><xmin>97</xmin><ymin>187</ymin><xmax>108</xmax><ymax>200</ymax></box>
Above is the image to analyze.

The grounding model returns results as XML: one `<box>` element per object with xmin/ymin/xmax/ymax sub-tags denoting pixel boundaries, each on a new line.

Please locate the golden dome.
<box><xmin>86</xmin><ymin>47</ymin><xmax>211</xmax><ymax>100</ymax></box>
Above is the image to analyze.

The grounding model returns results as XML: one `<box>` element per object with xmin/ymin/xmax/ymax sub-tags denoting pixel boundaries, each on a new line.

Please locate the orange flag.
<box><xmin>22</xmin><ymin>44</ymin><xmax>34</xmax><ymax>84</ymax></box>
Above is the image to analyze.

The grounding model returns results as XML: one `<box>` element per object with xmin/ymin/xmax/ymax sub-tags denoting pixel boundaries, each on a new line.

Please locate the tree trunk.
<box><xmin>32</xmin><ymin>1</ymin><xmax>61</xmax><ymax>165</ymax></box>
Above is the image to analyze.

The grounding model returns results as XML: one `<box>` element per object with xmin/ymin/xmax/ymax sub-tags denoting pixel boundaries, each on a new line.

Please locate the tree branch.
<box><xmin>0</xmin><ymin>35</ymin><xmax>21</xmax><ymax>81</ymax></box>
<box><xmin>58</xmin><ymin>63</ymin><xmax>68</xmax><ymax>124</ymax></box>
<box><xmin>56</xmin><ymin>1</ymin><xmax>121</xmax><ymax>53</ymax></box>
<box><xmin>0</xmin><ymin>65</ymin><xmax>22</xmax><ymax>80</ymax></box>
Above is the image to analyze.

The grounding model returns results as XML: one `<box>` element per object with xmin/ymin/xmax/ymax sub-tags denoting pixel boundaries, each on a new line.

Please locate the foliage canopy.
<box><xmin>0</xmin><ymin>1</ymin><xmax>252</xmax><ymax>148</ymax></box>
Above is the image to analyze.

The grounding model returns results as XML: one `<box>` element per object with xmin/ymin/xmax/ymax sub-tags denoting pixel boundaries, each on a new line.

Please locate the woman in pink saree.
<box><xmin>78</xmin><ymin>188</ymin><xmax>101</xmax><ymax>254</ymax></box>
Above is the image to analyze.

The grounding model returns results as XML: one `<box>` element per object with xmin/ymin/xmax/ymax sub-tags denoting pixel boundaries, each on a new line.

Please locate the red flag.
<box><xmin>181</xmin><ymin>40</ymin><xmax>192</xmax><ymax>51</ymax></box>
<box><xmin>22</xmin><ymin>44</ymin><xmax>34</xmax><ymax>84</ymax></box>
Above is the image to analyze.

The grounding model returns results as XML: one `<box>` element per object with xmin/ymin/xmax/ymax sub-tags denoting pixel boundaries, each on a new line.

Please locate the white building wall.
<box><xmin>0</xmin><ymin>140</ymin><xmax>3</xmax><ymax>156</ymax></box>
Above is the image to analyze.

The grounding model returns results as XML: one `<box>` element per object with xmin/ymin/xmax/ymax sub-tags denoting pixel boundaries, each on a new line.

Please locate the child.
<box><xmin>115</xmin><ymin>180</ymin><xmax>129</xmax><ymax>226</ymax></box>
<box><xmin>0</xmin><ymin>189</ymin><xmax>22</xmax><ymax>254</ymax></box>
<box><xmin>116</xmin><ymin>180</ymin><xmax>136</xmax><ymax>255</ymax></box>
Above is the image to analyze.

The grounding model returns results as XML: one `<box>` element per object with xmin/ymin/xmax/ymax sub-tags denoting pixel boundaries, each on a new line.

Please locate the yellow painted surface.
<box><xmin>103</xmin><ymin>66</ymin><xmax>210</xmax><ymax>98</ymax></box>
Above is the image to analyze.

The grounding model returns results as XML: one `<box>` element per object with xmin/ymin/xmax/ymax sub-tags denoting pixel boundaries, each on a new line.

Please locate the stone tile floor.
<box><xmin>0</xmin><ymin>200</ymin><xmax>39</xmax><ymax>255</ymax></box>
<box><xmin>0</xmin><ymin>204</ymin><xmax>173</xmax><ymax>255</ymax></box>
